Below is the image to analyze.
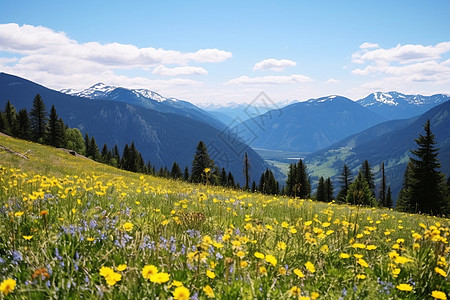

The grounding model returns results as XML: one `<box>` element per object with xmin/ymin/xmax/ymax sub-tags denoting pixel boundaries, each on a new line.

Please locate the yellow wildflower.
<box><xmin>432</xmin><ymin>291</ymin><xmax>447</xmax><ymax>300</ymax></box>
<box><xmin>173</xmin><ymin>286</ymin><xmax>190</xmax><ymax>300</ymax></box>
<box><xmin>396</xmin><ymin>283</ymin><xmax>413</xmax><ymax>291</ymax></box>
<box><xmin>0</xmin><ymin>278</ymin><xmax>16</xmax><ymax>295</ymax></box>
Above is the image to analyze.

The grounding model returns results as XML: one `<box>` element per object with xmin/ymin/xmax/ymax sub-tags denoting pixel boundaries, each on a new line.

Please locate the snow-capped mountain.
<box><xmin>357</xmin><ymin>92</ymin><xmax>449</xmax><ymax>119</ymax></box>
<box><xmin>61</xmin><ymin>83</ymin><xmax>225</xmax><ymax>129</ymax></box>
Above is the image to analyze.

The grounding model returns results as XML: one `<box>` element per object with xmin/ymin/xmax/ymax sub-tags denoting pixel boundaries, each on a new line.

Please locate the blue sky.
<box><xmin>1</xmin><ymin>0</ymin><xmax>449</xmax><ymax>105</ymax></box>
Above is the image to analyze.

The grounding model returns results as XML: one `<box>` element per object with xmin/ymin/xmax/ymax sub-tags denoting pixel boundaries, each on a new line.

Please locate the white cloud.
<box><xmin>359</xmin><ymin>42</ymin><xmax>379</xmax><ymax>49</ymax></box>
<box><xmin>152</xmin><ymin>65</ymin><xmax>208</xmax><ymax>76</ymax></box>
<box><xmin>253</xmin><ymin>58</ymin><xmax>296</xmax><ymax>72</ymax></box>
<box><xmin>352</xmin><ymin>42</ymin><xmax>450</xmax><ymax>64</ymax></box>
<box><xmin>224</xmin><ymin>74</ymin><xmax>312</xmax><ymax>85</ymax></box>
<box><xmin>326</xmin><ymin>78</ymin><xmax>340</xmax><ymax>84</ymax></box>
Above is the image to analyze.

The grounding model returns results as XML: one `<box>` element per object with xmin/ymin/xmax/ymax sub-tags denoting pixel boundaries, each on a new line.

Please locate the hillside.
<box><xmin>0</xmin><ymin>73</ymin><xmax>268</xmax><ymax>185</ymax></box>
<box><xmin>1</xmin><ymin>133</ymin><xmax>449</xmax><ymax>299</ymax></box>
<box><xmin>305</xmin><ymin>100</ymin><xmax>450</xmax><ymax>199</ymax></box>
<box><xmin>237</xmin><ymin>96</ymin><xmax>386</xmax><ymax>152</ymax></box>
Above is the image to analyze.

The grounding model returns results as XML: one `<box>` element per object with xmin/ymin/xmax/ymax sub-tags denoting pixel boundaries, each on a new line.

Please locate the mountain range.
<box><xmin>305</xmin><ymin>100</ymin><xmax>450</xmax><ymax>201</ymax></box>
<box><xmin>0</xmin><ymin>73</ymin><xmax>268</xmax><ymax>185</ymax></box>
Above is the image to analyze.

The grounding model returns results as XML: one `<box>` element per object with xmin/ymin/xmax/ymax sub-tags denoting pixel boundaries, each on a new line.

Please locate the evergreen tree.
<box><xmin>84</xmin><ymin>133</ymin><xmax>90</xmax><ymax>157</ymax></box>
<box><xmin>337</xmin><ymin>164</ymin><xmax>352</xmax><ymax>202</ymax></box>
<box><xmin>259</xmin><ymin>169</ymin><xmax>278</xmax><ymax>195</ymax></box>
<box><xmin>0</xmin><ymin>111</ymin><xmax>7</xmax><ymax>133</ymax></box>
<box><xmin>251</xmin><ymin>181</ymin><xmax>256</xmax><ymax>193</ymax></box>
<box><xmin>170</xmin><ymin>162</ymin><xmax>183</xmax><ymax>179</ymax></box>
<box><xmin>396</xmin><ymin>161</ymin><xmax>414</xmax><ymax>212</ymax></box>
<box><xmin>220</xmin><ymin>168</ymin><xmax>227</xmax><ymax>186</ymax></box>
<box><xmin>316</xmin><ymin>177</ymin><xmax>326</xmax><ymax>202</ymax></box>
<box><xmin>361</xmin><ymin>160</ymin><xmax>375</xmax><ymax>196</ymax></box>
<box><xmin>30</xmin><ymin>94</ymin><xmax>47</xmax><ymax>142</ymax></box>
<box><xmin>397</xmin><ymin>120</ymin><xmax>446</xmax><ymax>215</ymax></box>
<box><xmin>191</xmin><ymin>141</ymin><xmax>214</xmax><ymax>183</ymax></box>
<box><xmin>16</xmin><ymin>108</ymin><xmax>31</xmax><ymax>140</ymax></box>
<box><xmin>325</xmin><ymin>177</ymin><xmax>334</xmax><ymax>202</ymax></box>
<box><xmin>4</xmin><ymin>100</ymin><xmax>18</xmax><ymax>136</ymax></box>
<box><xmin>385</xmin><ymin>186</ymin><xmax>393</xmax><ymax>209</ymax></box>
<box><xmin>44</xmin><ymin>105</ymin><xmax>66</xmax><ymax>147</ymax></box>
<box><xmin>378</xmin><ymin>162</ymin><xmax>387</xmax><ymax>207</ymax></box>
<box><xmin>89</xmin><ymin>137</ymin><xmax>100</xmax><ymax>161</ymax></box>
<box><xmin>243</xmin><ymin>152</ymin><xmax>250</xmax><ymax>190</ymax></box>
<box><xmin>101</xmin><ymin>144</ymin><xmax>109</xmax><ymax>163</ymax></box>
<box><xmin>227</xmin><ymin>172</ymin><xmax>235</xmax><ymax>187</ymax></box>
<box><xmin>184</xmin><ymin>166</ymin><xmax>190</xmax><ymax>181</ymax></box>
<box><xmin>285</xmin><ymin>159</ymin><xmax>310</xmax><ymax>198</ymax></box>
<box><xmin>346</xmin><ymin>171</ymin><xmax>375</xmax><ymax>206</ymax></box>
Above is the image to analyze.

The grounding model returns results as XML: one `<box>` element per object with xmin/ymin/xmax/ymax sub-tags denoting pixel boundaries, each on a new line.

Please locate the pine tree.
<box><xmin>0</xmin><ymin>111</ymin><xmax>7</xmax><ymax>133</ymax></box>
<box><xmin>378</xmin><ymin>162</ymin><xmax>387</xmax><ymax>207</ymax></box>
<box><xmin>191</xmin><ymin>141</ymin><xmax>214</xmax><ymax>183</ymax></box>
<box><xmin>4</xmin><ymin>100</ymin><xmax>18</xmax><ymax>136</ymax></box>
<box><xmin>398</xmin><ymin>120</ymin><xmax>446</xmax><ymax>215</ymax></box>
<box><xmin>385</xmin><ymin>186</ymin><xmax>393</xmax><ymax>209</ymax></box>
<box><xmin>170</xmin><ymin>162</ymin><xmax>183</xmax><ymax>179</ymax></box>
<box><xmin>337</xmin><ymin>164</ymin><xmax>352</xmax><ymax>202</ymax></box>
<box><xmin>361</xmin><ymin>160</ymin><xmax>375</xmax><ymax>196</ymax></box>
<box><xmin>84</xmin><ymin>133</ymin><xmax>90</xmax><ymax>157</ymax></box>
<box><xmin>89</xmin><ymin>137</ymin><xmax>100</xmax><ymax>161</ymax></box>
<box><xmin>346</xmin><ymin>171</ymin><xmax>375</xmax><ymax>206</ymax></box>
<box><xmin>316</xmin><ymin>177</ymin><xmax>326</xmax><ymax>202</ymax></box>
<box><xmin>325</xmin><ymin>177</ymin><xmax>334</xmax><ymax>202</ymax></box>
<box><xmin>396</xmin><ymin>161</ymin><xmax>414</xmax><ymax>212</ymax></box>
<box><xmin>184</xmin><ymin>166</ymin><xmax>190</xmax><ymax>181</ymax></box>
<box><xmin>44</xmin><ymin>105</ymin><xmax>66</xmax><ymax>147</ymax></box>
<box><xmin>101</xmin><ymin>144</ymin><xmax>109</xmax><ymax>163</ymax></box>
<box><xmin>251</xmin><ymin>181</ymin><xmax>256</xmax><ymax>193</ymax></box>
<box><xmin>243</xmin><ymin>152</ymin><xmax>250</xmax><ymax>190</ymax></box>
<box><xmin>285</xmin><ymin>159</ymin><xmax>310</xmax><ymax>198</ymax></box>
<box><xmin>220</xmin><ymin>168</ymin><xmax>227</xmax><ymax>186</ymax></box>
<box><xmin>30</xmin><ymin>94</ymin><xmax>47</xmax><ymax>142</ymax></box>
<box><xmin>16</xmin><ymin>108</ymin><xmax>31</xmax><ymax>140</ymax></box>
<box><xmin>227</xmin><ymin>172</ymin><xmax>235</xmax><ymax>187</ymax></box>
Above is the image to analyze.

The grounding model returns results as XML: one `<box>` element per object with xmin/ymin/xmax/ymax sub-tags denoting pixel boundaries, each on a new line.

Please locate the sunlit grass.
<box><xmin>0</xmin><ymin>134</ymin><xmax>449</xmax><ymax>299</ymax></box>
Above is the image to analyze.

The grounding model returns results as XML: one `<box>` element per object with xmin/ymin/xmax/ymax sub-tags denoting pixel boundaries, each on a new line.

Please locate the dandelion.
<box><xmin>435</xmin><ymin>267</ymin><xmax>447</xmax><ymax>277</ymax></box>
<box><xmin>206</xmin><ymin>270</ymin><xmax>216</xmax><ymax>279</ymax></box>
<box><xmin>396</xmin><ymin>284</ymin><xmax>413</xmax><ymax>291</ymax></box>
<box><xmin>173</xmin><ymin>286</ymin><xmax>190</xmax><ymax>300</ymax></box>
<box><xmin>203</xmin><ymin>285</ymin><xmax>215</xmax><ymax>298</ymax></box>
<box><xmin>294</xmin><ymin>268</ymin><xmax>305</xmax><ymax>278</ymax></box>
<box><xmin>240</xmin><ymin>261</ymin><xmax>248</xmax><ymax>268</ymax></box>
<box><xmin>116</xmin><ymin>264</ymin><xmax>127</xmax><ymax>271</ymax></box>
<box><xmin>14</xmin><ymin>211</ymin><xmax>24</xmax><ymax>217</ymax></box>
<box><xmin>265</xmin><ymin>255</ymin><xmax>277</xmax><ymax>267</ymax></box>
<box><xmin>254</xmin><ymin>252</ymin><xmax>265</xmax><ymax>259</ymax></box>
<box><xmin>305</xmin><ymin>261</ymin><xmax>315</xmax><ymax>273</ymax></box>
<box><xmin>150</xmin><ymin>272</ymin><xmax>170</xmax><ymax>284</ymax></box>
<box><xmin>288</xmin><ymin>286</ymin><xmax>301</xmax><ymax>297</ymax></box>
<box><xmin>123</xmin><ymin>222</ymin><xmax>133</xmax><ymax>231</ymax></box>
<box><xmin>277</xmin><ymin>241</ymin><xmax>287</xmax><ymax>250</ymax></box>
<box><xmin>0</xmin><ymin>278</ymin><xmax>16</xmax><ymax>295</ymax></box>
<box><xmin>142</xmin><ymin>265</ymin><xmax>158</xmax><ymax>280</ymax></box>
<box><xmin>432</xmin><ymin>291</ymin><xmax>447</xmax><ymax>300</ymax></box>
<box><xmin>356</xmin><ymin>274</ymin><xmax>366</xmax><ymax>279</ymax></box>
<box><xmin>23</xmin><ymin>235</ymin><xmax>33</xmax><ymax>240</ymax></box>
<box><xmin>259</xmin><ymin>266</ymin><xmax>268</xmax><ymax>275</ymax></box>
<box><xmin>87</xmin><ymin>237</ymin><xmax>95</xmax><ymax>242</ymax></box>
<box><xmin>311</xmin><ymin>292</ymin><xmax>319</xmax><ymax>299</ymax></box>
<box><xmin>366</xmin><ymin>245</ymin><xmax>377</xmax><ymax>250</ymax></box>
<box><xmin>357</xmin><ymin>258</ymin><xmax>369</xmax><ymax>268</ymax></box>
<box><xmin>236</xmin><ymin>250</ymin><xmax>245</xmax><ymax>258</ymax></box>
<box><xmin>282</xmin><ymin>222</ymin><xmax>289</xmax><ymax>228</ymax></box>
<box><xmin>340</xmin><ymin>253</ymin><xmax>350</xmax><ymax>259</ymax></box>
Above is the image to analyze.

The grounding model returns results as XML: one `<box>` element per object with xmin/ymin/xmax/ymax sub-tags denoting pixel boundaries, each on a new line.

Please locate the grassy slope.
<box><xmin>0</xmin><ymin>134</ymin><xmax>449</xmax><ymax>299</ymax></box>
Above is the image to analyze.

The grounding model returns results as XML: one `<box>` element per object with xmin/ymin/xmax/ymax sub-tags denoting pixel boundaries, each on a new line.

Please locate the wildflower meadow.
<box><xmin>0</xmin><ymin>136</ymin><xmax>449</xmax><ymax>299</ymax></box>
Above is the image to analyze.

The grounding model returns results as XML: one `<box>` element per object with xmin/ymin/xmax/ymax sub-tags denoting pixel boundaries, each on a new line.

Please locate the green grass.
<box><xmin>0</xmin><ymin>134</ymin><xmax>449</xmax><ymax>299</ymax></box>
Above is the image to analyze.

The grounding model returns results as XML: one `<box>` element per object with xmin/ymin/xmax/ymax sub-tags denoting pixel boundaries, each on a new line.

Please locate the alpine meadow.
<box><xmin>1</xmin><ymin>1</ymin><xmax>450</xmax><ymax>299</ymax></box>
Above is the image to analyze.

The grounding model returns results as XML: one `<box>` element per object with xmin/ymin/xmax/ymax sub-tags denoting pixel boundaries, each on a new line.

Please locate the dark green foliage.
<box><xmin>396</xmin><ymin>161</ymin><xmax>414</xmax><ymax>212</ymax></box>
<box><xmin>30</xmin><ymin>94</ymin><xmax>47</xmax><ymax>142</ymax></box>
<box><xmin>191</xmin><ymin>141</ymin><xmax>214</xmax><ymax>184</ymax></box>
<box><xmin>285</xmin><ymin>159</ymin><xmax>311</xmax><ymax>198</ymax></box>
<box><xmin>243</xmin><ymin>152</ymin><xmax>250</xmax><ymax>190</ymax></box>
<box><xmin>170</xmin><ymin>162</ymin><xmax>183</xmax><ymax>179</ymax></box>
<box><xmin>121</xmin><ymin>142</ymin><xmax>144</xmax><ymax>173</ymax></box>
<box><xmin>101</xmin><ymin>144</ymin><xmax>109</xmax><ymax>163</ymax></box>
<box><xmin>396</xmin><ymin>120</ymin><xmax>446</xmax><ymax>215</ymax></box>
<box><xmin>220</xmin><ymin>168</ymin><xmax>227</xmax><ymax>186</ymax></box>
<box><xmin>16</xmin><ymin>108</ymin><xmax>31</xmax><ymax>140</ymax></box>
<box><xmin>4</xmin><ymin>100</ymin><xmax>18</xmax><ymax>136</ymax></box>
<box><xmin>325</xmin><ymin>177</ymin><xmax>334</xmax><ymax>202</ymax></box>
<box><xmin>378</xmin><ymin>162</ymin><xmax>387</xmax><ymax>207</ymax></box>
<box><xmin>258</xmin><ymin>169</ymin><xmax>278</xmax><ymax>195</ymax></box>
<box><xmin>87</xmin><ymin>137</ymin><xmax>100</xmax><ymax>161</ymax></box>
<box><xmin>386</xmin><ymin>186</ymin><xmax>393</xmax><ymax>209</ymax></box>
<box><xmin>184</xmin><ymin>166</ymin><xmax>190</xmax><ymax>181</ymax></box>
<box><xmin>361</xmin><ymin>160</ymin><xmax>375</xmax><ymax>196</ymax></box>
<box><xmin>44</xmin><ymin>105</ymin><xmax>66</xmax><ymax>147</ymax></box>
<box><xmin>346</xmin><ymin>171</ymin><xmax>376</xmax><ymax>206</ymax></box>
<box><xmin>251</xmin><ymin>181</ymin><xmax>256</xmax><ymax>193</ymax></box>
<box><xmin>316</xmin><ymin>177</ymin><xmax>326</xmax><ymax>202</ymax></box>
<box><xmin>227</xmin><ymin>172</ymin><xmax>235</xmax><ymax>188</ymax></box>
<box><xmin>0</xmin><ymin>110</ymin><xmax>7</xmax><ymax>133</ymax></box>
